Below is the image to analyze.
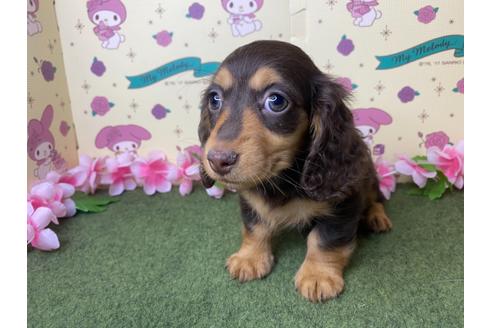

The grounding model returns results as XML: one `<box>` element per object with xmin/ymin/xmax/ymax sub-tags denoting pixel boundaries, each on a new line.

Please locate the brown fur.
<box><xmin>248</xmin><ymin>67</ymin><xmax>282</xmax><ymax>91</ymax></box>
<box><xmin>226</xmin><ymin>224</ymin><xmax>274</xmax><ymax>282</ymax></box>
<box><xmin>295</xmin><ymin>230</ymin><xmax>355</xmax><ymax>302</ymax></box>
<box><xmin>214</xmin><ymin>67</ymin><xmax>234</xmax><ymax>90</ymax></box>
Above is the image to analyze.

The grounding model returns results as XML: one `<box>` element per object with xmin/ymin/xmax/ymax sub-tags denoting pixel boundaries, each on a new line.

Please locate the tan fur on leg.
<box><xmin>226</xmin><ymin>224</ymin><xmax>274</xmax><ymax>282</ymax></box>
<box><xmin>295</xmin><ymin>230</ymin><xmax>355</xmax><ymax>302</ymax></box>
<box><xmin>366</xmin><ymin>202</ymin><xmax>392</xmax><ymax>233</ymax></box>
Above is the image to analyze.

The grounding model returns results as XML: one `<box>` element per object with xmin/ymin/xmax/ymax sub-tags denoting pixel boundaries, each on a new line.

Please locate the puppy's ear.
<box><xmin>198</xmin><ymin>91</ymin><xmax>215</xmax><ymax>188</ymax></box>
<box><xmin>301</xmin><ymin>74</ymin><xmax>368</xmax><ymax>201</ymax></box>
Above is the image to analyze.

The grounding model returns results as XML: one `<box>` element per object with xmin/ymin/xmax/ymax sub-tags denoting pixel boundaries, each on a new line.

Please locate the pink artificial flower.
<box><xmin>427</xmin><ymin>140</ymin><xmax>464</xmax><ymax>189</ymax></box>
<box><xmin>28</xmin><ymin>180</ymin><xmax>76</xmax><ymax>220</ymax></box>
<box><xmin>206</xmin><ymin>184</ymin><xmax>225</xmax><ymax>199</ymax></box>
<box><xmin>45</xmin><ymin>170</ymin><xmax>78</xmax><ymax>188</ymax></box>
<box><xmin>131</xmin><ymin>152</ymin><xmax>178</xmax><ymax>195</ymax></box>
<box><xmin>374</xmin><ymin>157</ymin><xmax>396</xmax><ymax>200</ymax></box>
<box><xmin>175</xmin><ymin>147</ymin><xmax>201</xmax><ymax>196</ymax></box>
<box><xmin>100</xmin><ymin>153</ymin><xmax>137</xmax><ymax>196</ymax></box>
<box><xmin>68</xmin><ymin>155</ymin><xmax>107</xmax><ymax>194</ymax></box>
<box><xmin>425</xmin><ymin>131</ymin><xmax>450</xmax><ymax>150</ymax></box>
<box><xmin>184</xmin><ymin>145</ymin><xmax>203</xmax><ymax>164</ymax></box>
<box><xmin>394</xmin><ymin>155</ymin><xmax>437</xmax><ymax>188</ymax></box>
<box><xmin>27</xmin><ymin>202</ymin><xmax>60</xmax><ymax>251</ymax></box>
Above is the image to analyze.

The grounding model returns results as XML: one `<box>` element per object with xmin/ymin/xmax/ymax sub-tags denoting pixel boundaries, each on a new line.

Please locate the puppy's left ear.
<box><xmin>301</xmin><ymin>74</ymin><xmax>368</xmax><ymax>201</ymax></box>
<box><xmin>198</xmin><ymin>91</ymin><xmax>215</xmax><ymax>188</ymax></box>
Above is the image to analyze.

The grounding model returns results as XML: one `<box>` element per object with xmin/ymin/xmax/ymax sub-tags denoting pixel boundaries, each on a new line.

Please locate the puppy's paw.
<box><xmin>366</xmin><ymin>203</ymin><xmax>393</xmax><ymax>233</ymax></box>
<box><xmin>295</xmin><ymin>264</ymin><xmax>344</xmax><ymax>302</ymax></box>
<box><xmin>226</xmin><ymin>251</ymin><xmax>274</xmax><ymax>282</ymax></box>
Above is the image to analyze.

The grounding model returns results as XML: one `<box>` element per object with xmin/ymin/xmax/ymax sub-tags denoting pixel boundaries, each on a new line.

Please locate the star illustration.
<box><xmin>381</xmin><ymin>25</ymin><xmax>392</xmax><ymax>41</ymax></box>
<box><xmin>374</xmin><ymin>81</ymin><xmax>385</xmax><ymax>95</ymax></box>
<box><xmin>208</xmin><ymin>28</ymin><xmax>218</xmax><ymax>42</ymax></box>
<box><xmin>48</xmin><ymin>40</ymin><xmax>55</xmax><ymax>53</ymax></box>
<box><xmin>326</xmin><ymin>0</ymin><xmax>338</xmax><ymax>10</ymax></box>
<box><xmin>74</xmin><ymin>19</ymin><xmax>85</xmax><ymax>33</ymax></box>
<box><xmin>434</xmin><ymin>82</ymin><xmax>445</xmax><ymax>96</ymax></box>
<box><xmin>127</xmin><ymin>48</ymin><xmax>137</xmax><ymax>62</ymax></box>
<box><xmin>28</xmin><ymin>93</ymin><xmax>35</xmax><ymax>108</ymax></box>
<box><xmin>174</xmin><ymin>125</ymin><xmax>183</xmax><ymax>138</ymax></box>
<box><xmin>323</xmin><ymin>60</ymin><xmax>334</xmax><ymax>72</ymax></box>
<box><xmin>81</xmin><ymin>81</ymin><xmax>90</xmax><ymax>93</ymax></box>
<box><xmin>418</xmin><ymin>109</ymin><xmax>429</xmax><ymax>123</ymax></box>
<box><xmin>183</xmin><ymin>101</ymin><xmax>191</xmax><ymax>113</ymax></box>
<box><xmin>129</xmin><ymin>99</ymin><xmax>138</xmax><ymax>112</ymax></box>
<box><xmin>155</xmin><ymin>4</ymin><xmax>165</xmax><ymax>18</ymax></box>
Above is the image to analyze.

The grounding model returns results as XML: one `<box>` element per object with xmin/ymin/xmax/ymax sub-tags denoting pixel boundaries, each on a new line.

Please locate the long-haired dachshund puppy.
<box><xmin>198</xmin><ymin>40</ymin><xmax>392</xmax><ymax>302</ymax></box>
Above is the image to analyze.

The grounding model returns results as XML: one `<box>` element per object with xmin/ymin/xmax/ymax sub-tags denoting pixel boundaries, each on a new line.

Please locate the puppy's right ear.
<box><xmin>198</xmin><ymin>90</ymin><xmax>215</xmax><ymax>188</ymax></box>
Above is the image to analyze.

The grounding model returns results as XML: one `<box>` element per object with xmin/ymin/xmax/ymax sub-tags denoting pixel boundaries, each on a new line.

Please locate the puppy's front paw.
<box><xmin>295</xmin><ymin>263</ymin><xmax>344</xmax><ymax>302</ymax></box>
<box><xmin>226</xmin><ymin>251</ymin><xmax>274</xmax><ymax>282</ymax></box>
<box><xmin>367</xmin><ymin>203</ymin><xmax>392</xmax><ymax>233</ymax></box>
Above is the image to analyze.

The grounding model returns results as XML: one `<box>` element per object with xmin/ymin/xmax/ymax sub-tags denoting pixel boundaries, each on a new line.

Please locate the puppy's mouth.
<box><xmin>202</xmin><ymin>158</ymin><xmax>274</xmax><ymax>190</ymax></box>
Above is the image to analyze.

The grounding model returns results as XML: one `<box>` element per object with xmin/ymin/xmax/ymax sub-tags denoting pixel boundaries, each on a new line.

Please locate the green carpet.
<box><xmin>27</xmin><ymin>184</ymin><xmax>464</xmax><ymax>327</ymax></box>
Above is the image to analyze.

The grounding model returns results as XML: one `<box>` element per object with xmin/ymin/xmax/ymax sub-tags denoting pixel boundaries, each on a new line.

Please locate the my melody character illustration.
<box><xmin>346</xmin><ymin>0</ymin><xmax>382</xmax><ymax>27</ymax></box>
<box><xmin>95</xmin><ymin>124</ymin><xmax>151</xmax><ymax>158</ymax></box>
<box><xmin>27</xmin><ymin>0</ymin><xmax>42</xmax><ymax>36</ymax></box>
<box><xmin>28</xmin><ymin>105</ymin><xmax>67</xmax><ymax>179</ymax></box>
<box><xmin>87</xmin><ymin>0</ymin><xmax>127</xmax><ymax>49</ymax></box>
<box><xmin>221</xmin><ymin>0</ymin><xmax>263</xmax><ymax>37</ymax></box>
<box><xmin>352</xmin><ymin>108</ymin><xmax>392</xmax><ymax>152</ymax></box>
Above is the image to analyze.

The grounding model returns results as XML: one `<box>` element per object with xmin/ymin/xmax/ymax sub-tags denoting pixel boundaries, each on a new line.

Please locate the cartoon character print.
<box><xmin>352</xmin><ymin>108</ymin><xmax>392</xmax><ymax>154</ymax></box>
<box><xmin>27</xmin><ymin>0</ymin><xmax>43</xmax><ymax>36</ymax></box>
<box><xmin>28</xmin><ymin>105</ymin><xmax>66</xmax><ymax>179</ymax></box>
<box><xmin>346</xmin><ymin>0</ymin><xmax>382</xmax><ymax>27</ymax></box>
<box><xmin>221</xmin><ymin>0</ymin><xmax>263</xmax><ymax>37</ymax></box>
<box><xmin>87</xmin><ymin>0</ymin><xmax>127</xmax><ymax>49</ymax></box>
<box><xmin>95</xmin><ymin>124</ymin><xmax>151</xmax><ymax>159</ymax></box>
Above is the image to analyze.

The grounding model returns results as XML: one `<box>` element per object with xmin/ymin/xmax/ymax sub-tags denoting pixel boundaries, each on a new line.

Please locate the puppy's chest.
<box><xmin>242</xmin><ymin>191</ymin><xmax>331</xmax><ymax>230</ymax></box>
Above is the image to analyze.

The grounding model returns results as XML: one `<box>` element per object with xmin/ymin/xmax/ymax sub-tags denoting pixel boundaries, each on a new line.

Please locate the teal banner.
<box><xmin>126</xmin><ymin>57</ymin><xmax>220</xmax><ymax>89</ymax></box>
<box><xmin>375</xmin><ymin>34</ymin><xmax>464</xmax><ymax>70</ymax></box>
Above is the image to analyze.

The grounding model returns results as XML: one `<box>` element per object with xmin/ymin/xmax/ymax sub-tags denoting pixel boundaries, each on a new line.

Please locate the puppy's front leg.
<box><xmin>226</xmin><ymin>198</ymin><xmax>274</xmax><ymax>282</ymax></box>
<box><xmin>295</xmin><ymin>210</ymin><xmax>359</xmax><ymax>302</ymax></box>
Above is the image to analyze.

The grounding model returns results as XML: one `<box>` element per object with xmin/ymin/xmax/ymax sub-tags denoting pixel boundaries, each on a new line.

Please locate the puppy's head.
<box><xmin>199</xmin><ymin>41</ymin><xmax>366</xmax><ymax>200</ymax></box>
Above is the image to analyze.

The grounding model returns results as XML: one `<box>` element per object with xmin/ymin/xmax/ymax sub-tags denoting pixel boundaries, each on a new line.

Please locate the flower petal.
<box><xmin>156</xmin><ymin>180</ymin><xmax>172</xmax><ymax>193</ymax></box>
<box><xmin>143</xmin><ymin>183</ymin><xmax>157</xmax><ymax>195</ymax></box>
<box><xmin>31</xmin><ymin>207</ymin><xmax>56</xmax><ymax>229</ymax></box>
<box><xmin>109</xmin><ymin>182</ymin><xmax>125</xmax><ymax>196</ymax></box>
<box><xmin>63</xmin><ymin>199</ymin><xmax>77</xmax><ymax>217</ymax></box>
<box><xmin>179</xmin><ymin>180</ymin><xmax>193</xmax><ymax>196</ymax></box>
<box><xmin>27</xmin><ymin>224</ymin><xmax>35</xmax><ymax>244</ymax></box>
<box><xmin>32</xmin><ymin>228</ymin><xmax>60</xmax><ymax>251</ymax></box>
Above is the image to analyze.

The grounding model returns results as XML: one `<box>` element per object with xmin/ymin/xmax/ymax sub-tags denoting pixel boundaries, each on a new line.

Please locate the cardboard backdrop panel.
<box><xmin>27</xmin><ymin>0</ymin><xmax>463</xmax><ymax>184</ymax></box>
<box><xmin>27</xmin><ymin>0</ymin><xmax>78</xmax><ymax>187</ymax></box>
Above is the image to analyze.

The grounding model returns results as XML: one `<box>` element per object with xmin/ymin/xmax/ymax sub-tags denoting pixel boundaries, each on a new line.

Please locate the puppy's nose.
<box><xmin>207</xmin><ymin>149</ymin><xmax>238</xmax><ymax>175</ymax></box>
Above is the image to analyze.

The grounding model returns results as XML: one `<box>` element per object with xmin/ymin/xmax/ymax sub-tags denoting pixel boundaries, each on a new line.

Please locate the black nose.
<box><xmin>207</xmin><ymin>149</ymin><xmax>238</xmax><ymax>175</ymax></box>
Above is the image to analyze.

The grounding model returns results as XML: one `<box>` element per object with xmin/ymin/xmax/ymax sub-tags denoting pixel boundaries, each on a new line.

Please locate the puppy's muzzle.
<box><xmin>207</xmin><ymin>149</ymin><xmax>239</xmax><ymax>175</ymax></box>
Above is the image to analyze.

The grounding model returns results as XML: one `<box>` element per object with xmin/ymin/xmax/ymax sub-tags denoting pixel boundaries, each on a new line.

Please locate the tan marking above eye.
<box><xmin>248</xmin><ymin>67</ymin><xmax>282</xmax><ymax>91</ymax></box>
<box><xmin>213</xmin><ymin>67</ymin><xmax>234</xmax><ymax>90</ymax></box>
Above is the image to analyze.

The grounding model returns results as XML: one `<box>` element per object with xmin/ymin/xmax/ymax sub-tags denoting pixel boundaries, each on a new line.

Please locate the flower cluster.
<box><xmin>393</xmin><ymin>140</ymin><xmax>464</xmax><ymax>199</ymax></box>
<box><xmin>27</xmin><ymin>145</ymin><xmax>226</xmax><ymax>251</ymax></box>
<box><xmin>28</xmin><ymin>140</ymin><xmax>464</xmax><ymax>252</ymax></box>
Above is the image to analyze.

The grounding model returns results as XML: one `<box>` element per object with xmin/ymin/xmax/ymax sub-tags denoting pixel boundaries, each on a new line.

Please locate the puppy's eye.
<box><xmin>208</xmin><ymin>92</ymin><xmax>222</xmax><ymax>111</ymax></box>
<box><xmin>264</xmin><ymin>94</ymin><xmax>288</xmax><ymax>113</ymax></box>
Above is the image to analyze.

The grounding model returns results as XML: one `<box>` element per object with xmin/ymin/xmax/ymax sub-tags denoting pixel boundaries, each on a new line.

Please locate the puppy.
<box><xmin>198</xmin><ymin>40</ymin><xmax>392</xmax><ymax>302</ymax></box>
